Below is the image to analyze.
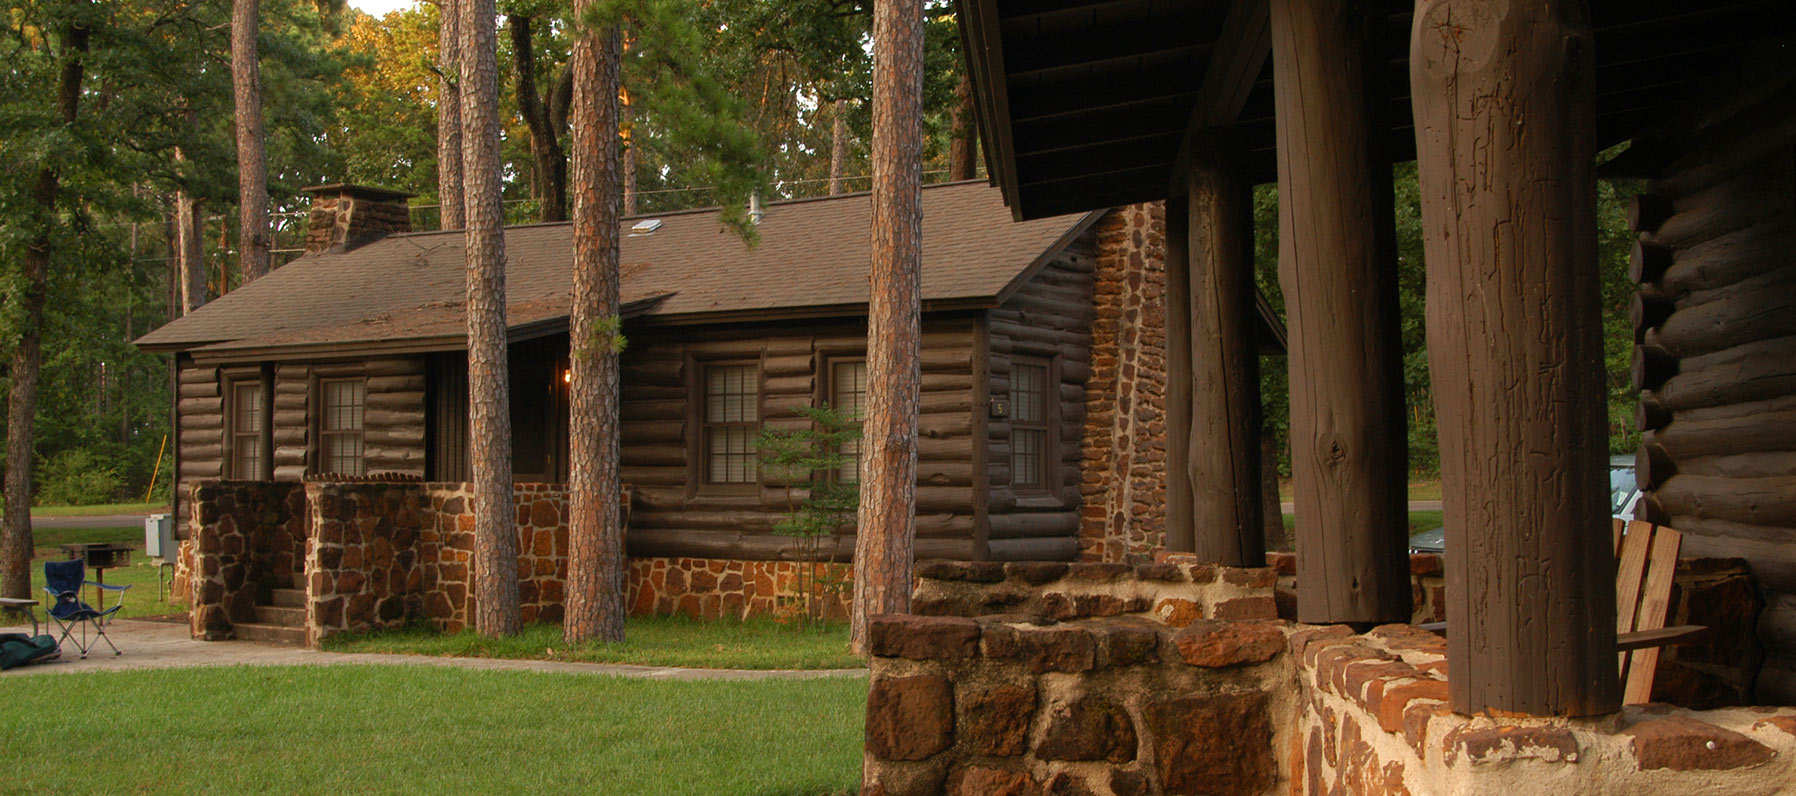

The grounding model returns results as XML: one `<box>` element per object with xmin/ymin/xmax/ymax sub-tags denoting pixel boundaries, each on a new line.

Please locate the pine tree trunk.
<box><xmin>564</xmin><ymin>16</ymin><xmax>624</xmax><ymax>645</ymax></box>
<box><xmin>829</xmin><ymin>98</ymin><xmax>847</xmax><ymax>195</ymax></box>
<box><xmin>437</xmin><ymin>0</ymin><xmax>464</xmax><ymax>230</ymax></box>
<box><xmin>850</xmin><ymin>0</ymin><xmax>925</xmax><ymax>655</ymax></box>
<box><xmin>461</xmin><ymin>0</ymin><xmax>520</xmax><ymax>637</ymax></box>
<box><xmin>232</xmin><ymin>0</ymin><xmax>270</xmax><ymax>281</ymax></box>
<box><xmin>948</xmin><ymin>69</ymin><xmax>976</xmax><ymax>181</ymax></box>
<box><xmin>3</xmin><ymin>12</ymin><xmax>88</xmax><ymax>602</ymax></box>
<box><xmin>174</xmin><ymin>180</ymin><xmax>206</xmax><ymax>314</ymax></box>
<box><xmin>510</xmin><ymin>14</ymin><xmax>566</xmax><ymax>222</ymax></box>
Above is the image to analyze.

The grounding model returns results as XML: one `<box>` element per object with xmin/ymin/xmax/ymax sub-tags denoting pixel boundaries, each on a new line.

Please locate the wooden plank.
<box><xmin>1276</xmin><ymin>0</ymin><xmax>1409</xmax><ymax>626</ymax></box>
<box><xmin>1616</xmin><ymin>625</ymin><xmax>1709</xmax><ymax>652</ymax></box>
<box><xmin>1163</xmin><ymin>191</ymin><xmax>1192</xmax><ymax>554</ymax></box>
<box><xmin>1615</xmin><ymin>521</ymin><xmax>1655</xmax><ymax>636</ymax></box>
<box><xmin>1624</xmin><ymin>525</ymin><xmax>1684</xmax><ymax>704</ymax></box>
<box><xmin>1169</xmin><ymin>0</ymin><xmax>1271</xmax><ymax>188</ymax></box>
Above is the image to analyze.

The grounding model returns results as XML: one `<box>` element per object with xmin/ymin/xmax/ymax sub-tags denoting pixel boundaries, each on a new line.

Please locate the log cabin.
<box><xmin>135</xmin><ymin>181</ymin><xmax>1285</xmax><ymax>595</ymax></box>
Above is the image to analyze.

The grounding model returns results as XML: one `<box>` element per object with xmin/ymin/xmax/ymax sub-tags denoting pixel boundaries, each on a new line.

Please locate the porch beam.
<box><xmin>1184</xmin><ymin>139</ymin><xmax>1265</xmax><ymax>566</ymax></box>
<box><xmin>1411</xmin><ymin>0</ymin><xmax>1620</xmax><ymax>717</ymax></box>
<box><xmin>1269</xmin><ymin>0</ymin><xmax>1410</xmax><ymax>625</ymax></box>
<box><xmin>1169</xmin><ymin>0</ymin><xmax>1271</xmax><ymax>190</ymax></box>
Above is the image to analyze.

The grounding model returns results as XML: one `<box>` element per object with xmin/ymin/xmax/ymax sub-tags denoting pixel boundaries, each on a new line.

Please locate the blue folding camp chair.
<box><xmin>42</xmin><ymin>559</ymin><xmax>129</xmax><ymax>658</ymax></box>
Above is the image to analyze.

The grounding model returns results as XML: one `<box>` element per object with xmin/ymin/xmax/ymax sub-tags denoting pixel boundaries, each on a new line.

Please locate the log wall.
<box><xmin>987</xmin><ymin>229</ymin><xmax>1103</xmax><ymax>563</ymax></box>
<box><xmin>1630</xmin><ymin>73</ymin><xmax>1796</xmax><ymax>704</ymax></box>
<box><xmin>619</xmin><ymin>317</ymin><xmax>983</xmax><ymax>562</ymax></box>
<box><xmin>173</xmin><ymin>356</ymin><xmax>430</xmax><ymax>534</ymax></box>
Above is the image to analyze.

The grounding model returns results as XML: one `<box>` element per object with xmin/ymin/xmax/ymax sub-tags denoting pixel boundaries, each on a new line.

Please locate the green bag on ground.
<box><xmin>0</xmin><ymin>632</ymin><xmax>59</xmax><ymax>670</ymax></box>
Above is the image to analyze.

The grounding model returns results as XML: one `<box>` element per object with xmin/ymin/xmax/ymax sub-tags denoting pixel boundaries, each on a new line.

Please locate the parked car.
<box><xmin>1406</xmin><ymin>456</ymin><xmax>1641</xmax><ymax>554</ymax></box>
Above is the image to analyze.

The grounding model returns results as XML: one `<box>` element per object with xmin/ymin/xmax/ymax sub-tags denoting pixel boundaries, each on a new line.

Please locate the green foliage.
<box><xmin>33</xmin><ymin>449</ymin><xmax>124</xmax><ymax>506</ymax></box>
<box><xmin>755</xmin><ymin>403</ymin><xmax>860</xmax><ymax>624</ymax></box>
<box><xmin>1252</xmin><ymin>162</ymin><xmax>1643</xmax><ymax>479</ymax></box>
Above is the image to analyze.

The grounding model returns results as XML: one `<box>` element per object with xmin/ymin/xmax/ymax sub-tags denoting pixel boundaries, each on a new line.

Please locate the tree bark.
<box><xmin>564</xmin><ymin>14</ymin><xmax>625</xmax><ymax>645</ymax></box>
<box><xmin>510</xmin><ymin>14</ymin><xmax>567</xmax><ymax>222</ymax></box>
<box><xmin>436</xmin><ymin>0</ymin><xmax>464</xmax><ymax>230</ymax></box>
<box><xmin>851</xmin><ymin>0</ymin><xmax>925</xmax><ymax>656</ymax></box>
<box><xmin>232</xmin><ymin>0</ymin><xmax>270</xmax><ymax>282</ymax></box>
<box><xmin>1184</xmin><ymin>143</ymin><xmax>1264</xmax><ymax>566</ymax></box>
<box><xmin>174</xmin><ymin>175</ymin><xmax>206</xmax><ymax>314</ymax></box>
<box><xmin>3</xmin><ymin>10</ymin><xmax>88</xmax><ymax>602</ymax></box>
<box><xmin>948</xmin><ymin>68</ymin><xmax>976</xmax><ymax>181</ymax></box>
<box><xmin>461</xmin><ymin>0</ymin><xmax>520</xmax><ymax>636</ymax></box>
<box><xmin>1269</xmin><ymin>0</ymin><xmax>1410</xmax><ymax>625</ymax></box>
<box><xmin>1412</xmin><ymin>0</ymin><xmax>1618</xmax><ymax>717</ymax></box>
<box><xmin>829</xmin><ymin>98</ymin><xmax>848</xmax><ymax>195</ymax></box>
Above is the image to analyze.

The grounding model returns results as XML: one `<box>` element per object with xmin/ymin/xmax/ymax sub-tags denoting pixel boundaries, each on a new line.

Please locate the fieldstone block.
<box><xmin>1068</xmin><ymin>562</ymin><xmax>1132</xmax><ymax>581</ymax></box>
<box><xmin>1173</xmin><ymin>619</ymin><xmax>1285</xmax><ymax>668</ymax></box>
<box><xmin>1016</xmin><ymin>625</ymin><xmax>1096</xmax><ymax>673</ymax></box>
<box><xmin>1144</xmin><ymin>691</ymin><xmax>1274</xmax><ymax>796</ymax></box>
<box><xmin>1006</xmin><ymin>562</ymin><xmax>1070</xmax><ymax>585</ymax></box>
<box><xmin>960</xmin><ymin>683</ymin><xmax>1036</xmax><ymax>756</ymax></box>
<box><xmin>1134</xmin><ymin>563</ymin><xmax>1183</xmax><ymax>581</ymax></box>
<box><xmin>918</xmin><ymin>560</ymin><xmax>1007</xmax><ymax>583</ymax></box>
<box><xmin>1377</xmin><ymin>679</ymin><xmax>1449</xmax><ymax>733</ymax></box>
<box><xmin>1211</xmin><ymin>596</ymin><xmax>1277</xmax><ymax>620</ymax></box>
<box><xmin>866</xmin><ymin>675</ymin><xmax>954</xmax><ymax>762</ymax></box>
<box><xmin>868</xmin><ymin>614</ymin><xmax>981</xmax><ymax>660</ymax></box>
<box><xmin>1108</xmin><ymin>769</ymin><xmax>1148</xmax><ymax>796</ymax></box>
<box><xmin>1220</xmin><ymin>567</ymin><xmax>1276</xmax><ymax>588</ymax></box>
<box><xmin>1628</xmin><ymin>716</ymin><xmax>1776</xmax><ymax>771</ymax></box>
<box><xmin>1043</xmin><ymin>772</ymin><xmax>1095</xmax><ymax>796</ymax></box>
<box><xmin>1095</xmin><ymin>619</ymin><xmax>1162</xmax><ymax>667</ymax></box>
<box><xmin>946</xmin><ymin>765</ymin><xmax>1037</xmax><ymax>796</ymax></box>
<box><xmin>1036</xmin><ymin>696</ymin><xmax>1137</xmax><ymax>764</ymax></box>
<box><xmin>1155</xmin><ymin>597</ymin><xmax>1201</xmax><ymax>628</ymax></box>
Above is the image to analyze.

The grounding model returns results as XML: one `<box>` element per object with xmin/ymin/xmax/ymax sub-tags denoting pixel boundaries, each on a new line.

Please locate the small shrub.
<box><xmin>34</xmin><ymin>449</ymin><xmax>124</xmax><ymax>506</ymax></box>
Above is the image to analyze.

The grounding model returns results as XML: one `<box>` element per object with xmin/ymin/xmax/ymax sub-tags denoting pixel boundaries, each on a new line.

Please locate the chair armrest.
<box><xmin>1617</xmin><ymin>625</ymin><xmax>1709</xmax><ymax>652</ymax></box>
<box><xmin>87</xmin><ymin>582</ymin><xmax>131</xmax><ymax>591</ymax></box>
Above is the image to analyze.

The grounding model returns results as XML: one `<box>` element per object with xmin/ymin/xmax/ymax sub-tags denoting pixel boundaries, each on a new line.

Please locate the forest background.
<box><xmin>0</xmin><ymin>0</ymin><xmax>1640</xmax><ymax>506</ymax></box>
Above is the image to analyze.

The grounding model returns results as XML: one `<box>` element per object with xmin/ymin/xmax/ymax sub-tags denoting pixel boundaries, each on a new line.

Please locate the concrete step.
<box><xmin>253</xmin><ymin>604</ymin><xmax>304</xmax><ymax>627</ymax></box>
<box><xmin>269</xmin><ymin>588</ymin><xmax>306</xmax><ymax>608</ymax></box>
<box><xmin>234</xmin><ymin>622</ymin><xmax>304</xmax><ymax>646</ymax></box>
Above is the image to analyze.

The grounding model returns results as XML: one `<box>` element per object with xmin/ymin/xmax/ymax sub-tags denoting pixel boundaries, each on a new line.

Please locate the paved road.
<box><xmin>1279</xmin><ymin>500</ymin><xmax>1443</xmax><ymax>514</ymax></box>
<box><xmin>0</xmin><ymin>618</ymin><xmax>867</xmax><ymax>681</ymax></box>
<box><xmin>29</xmin><ymin>513</ymin><xmax>153</xmax><ymax>531</ymax></box>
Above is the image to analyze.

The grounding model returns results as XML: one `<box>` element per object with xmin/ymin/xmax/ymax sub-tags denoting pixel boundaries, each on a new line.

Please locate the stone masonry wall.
<box><xmin>627</xmin><ymin>557</ymin><xmax>852</xmax><ymax>621</ymax></box>
<box><xmin>304</xmin><ymin>481</ymin><xmax>433</xmax><ymax>645</ymax></box>
<box><xmin>867</xmin><ymin>596</ymin><xmax>1796</xmax><ymax>795</ymax></box>
<box><xmin>912</xmin><ymin>558</ymin><xmax>1277</xmax><ymax>626</ymax></box>
<box><xmin>187</xmin><ymin>481</ymin><xmax>307</xmax><ymax>641</ymax></box>
<box><xmin>1079</xmin><ymin>202</ymin><xmax>1169</xmax><ymax>563</ymax></box>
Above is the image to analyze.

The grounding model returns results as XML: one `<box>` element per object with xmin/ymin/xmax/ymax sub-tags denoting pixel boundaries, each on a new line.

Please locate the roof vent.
<box><xmin>631</xmin><ymin>219</ymin><xmax>663</xmax><ymax>236</ymax></box>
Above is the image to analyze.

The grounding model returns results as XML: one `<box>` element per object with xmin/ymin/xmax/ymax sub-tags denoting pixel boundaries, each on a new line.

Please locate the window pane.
<box><xmin>324</xmin><ymin>379</ymin><xmax>365</xmax><ymax>432</ymax></box>
<box><xmin>1012</xmin><ymin>429</ymin><xmax>1044</xmax><ymax>488</ymax></box>
<box><xmin>235</xmin><ymin>384</ymin><xmax>262</xmax><ymax>432</ymax></box>
<box><xmin>834</xmin><ymin>361</ymin><xmax>867</xmax><ymax>419</ymax></box>
<box><xmin>234</xmin><ymin>437</ymin><xmax>261</xmax><ymax>480</ymax></box>
<box><xmin>1014</xmin><ymin>364</ymin><xmax>1046</xmax><ymax>422</ymax></box>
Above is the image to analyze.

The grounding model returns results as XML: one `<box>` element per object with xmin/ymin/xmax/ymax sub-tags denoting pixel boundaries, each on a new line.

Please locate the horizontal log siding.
<box><xmin>619</xmin><ymin>318</ymin><xmax>981</xmax><ymax>562</ymax></box>
<box><xmin>1632</xmin><ymin>76</ymin><xmax>1796</xmax><ymax>704</ymax></box>
<box><xmin>174</xmin><ymin>358</ymin><xmax>221</xmax><ymax>535</ymax></box>
<box><xmin>272</xmin><ymin>364</ymin><xmax>310</xmax><ymax>480</ymax></box>
<box><xmin>984</xmin><ymin>225</ymin><xmax>1105</xmax><ymax>563</ymax></box>
<box><xmin>362</xmin><ymin>357</ymin><xmax>427</xmax><ymax>475</ymax></box>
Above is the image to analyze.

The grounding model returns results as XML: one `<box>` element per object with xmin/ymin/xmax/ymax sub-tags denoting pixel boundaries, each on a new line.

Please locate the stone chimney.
<box><xmin>302</xmin><ymin>184</ymin><xmax>414</xmax><ymax>254</ymax></box>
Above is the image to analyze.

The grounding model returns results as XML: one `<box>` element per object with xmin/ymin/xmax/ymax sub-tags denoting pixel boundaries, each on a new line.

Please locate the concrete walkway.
<box><xmin>30</xmin><ymin>513</ymin><xmax>152</xmax><ymax>530</ymax></box>
<box><xmin>1</xmin><ymin>618</ymin><xmax>867</xmax><ymax>681</ymax></box>
<box><xmin>1280</xmin><ymin>499</ymin><xmax>1443</xmax><ymax>514</ymax></box>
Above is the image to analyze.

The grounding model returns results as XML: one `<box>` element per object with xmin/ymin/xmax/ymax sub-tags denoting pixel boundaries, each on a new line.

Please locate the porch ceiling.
<box><xmin>963</xmin><ymin>0</ymin><xmax>1796</xmax><ymax>220</ymax></box>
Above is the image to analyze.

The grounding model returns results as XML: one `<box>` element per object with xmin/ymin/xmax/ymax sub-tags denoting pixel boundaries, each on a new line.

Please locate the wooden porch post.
<box><xmin>1184</xmin><ymin>142</ymin><xmax>1264</xmax><ymax>566</ymax></box>
<box><xmin>1164</xmin><ymin>194</ymin><xmax>1194</xmax><ymax>553</ymax></box>
<box><xmin>1411</xmin><ymin>0</ymin><xmax>1620</xmax><ymax>716</ymax></box>
<box><xmin>1268</xmin><ymin>0</ymin><xmax>1409</xmax><ymax>623</ymax></box>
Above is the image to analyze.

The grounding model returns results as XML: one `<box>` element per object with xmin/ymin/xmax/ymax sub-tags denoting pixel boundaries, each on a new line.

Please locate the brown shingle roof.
<box><xmin>136</xmin><ymin>182</ymin><xmax>1097</xmax><ymax>355</ymax></box>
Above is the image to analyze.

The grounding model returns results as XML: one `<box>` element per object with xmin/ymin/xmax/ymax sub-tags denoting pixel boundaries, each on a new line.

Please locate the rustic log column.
<box><xmin>1184</xmin><ymin>142</ymin><xmax>1264</xmax><ymax>566</ymax></box>
<box><xmin>1269</xmin><ymin>0</ymin><xmax>1409</xmax><ymax>623</ymax></box>
<box><xmin>1163</xmin><ymin>194</ymin><xmax>1194</xmax><ymax>553</ymax></box>
<box><xmin>1411</xmin><ymin>0</ymin><xmax>1619</xmax><ymax>717</ymax></box>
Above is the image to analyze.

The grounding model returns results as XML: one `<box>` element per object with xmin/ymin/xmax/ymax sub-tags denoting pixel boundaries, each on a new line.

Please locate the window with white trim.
<box><xmin>704</xmin><ymin>364</ymin><xmax>759</xmax><ymax>484</ymax></box>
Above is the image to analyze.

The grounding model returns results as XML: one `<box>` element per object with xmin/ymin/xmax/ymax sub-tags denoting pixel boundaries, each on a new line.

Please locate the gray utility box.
<box><xmin>144</xmin><ymin>513</ymin><xmax>174</xmax><ymax>560</ymax></box>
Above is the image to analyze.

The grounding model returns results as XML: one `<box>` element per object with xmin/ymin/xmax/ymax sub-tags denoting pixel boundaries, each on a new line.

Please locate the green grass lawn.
<box><xmin>0</xmin><ymin>665</ymin><xmax>867</xmax><ymax>796</ymax></box>
<box><xmin>325</xmin><ymin>614</ymin><xmax>864</xmax><ymax>671</ymax></box>
<box><xmin>3</xmin><ymin>526</ymin><xmax>186</xmax><ymax>625</ymax></box>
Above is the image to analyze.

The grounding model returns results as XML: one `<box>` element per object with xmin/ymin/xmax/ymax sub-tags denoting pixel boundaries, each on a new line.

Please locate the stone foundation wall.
<box><xmin>1079</xmin><ymin>202</ymin><xmax>1168</xmax><ymax>563</ymax></box>
<box><xmin>304</xmin><ymin>481</ymin><xmax>433</xmax><ymax>644</ymax></box>
<box><xmin>912</xmin><ymin>558</ymin><xmax>1277</xmax><ymax>626</ymax></box>
<box><xmin>867</xmin><ymin>614</ymin><xmax>1796</xmax><ymax>796</ymax></box>
<box><xmin>187</xmin><ymin>481</ymin><xmax>307</xmax><ymax>640</ymax></box>
<box><xmin>1290</xmin><ymin>623</ymin><xmax>1796</xmax><ymax>796</ymax></box>
<box><xmin>627</xmin><ymin>557</ymin><xmax>852</xmax><ymax>621</ymax></box>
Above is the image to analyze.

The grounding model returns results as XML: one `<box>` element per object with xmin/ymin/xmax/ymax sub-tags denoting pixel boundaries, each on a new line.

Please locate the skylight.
<box><xmin>631</xmin><ymin>219</ymin><xmax>663</xmax><ymax>236</ymax></box>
